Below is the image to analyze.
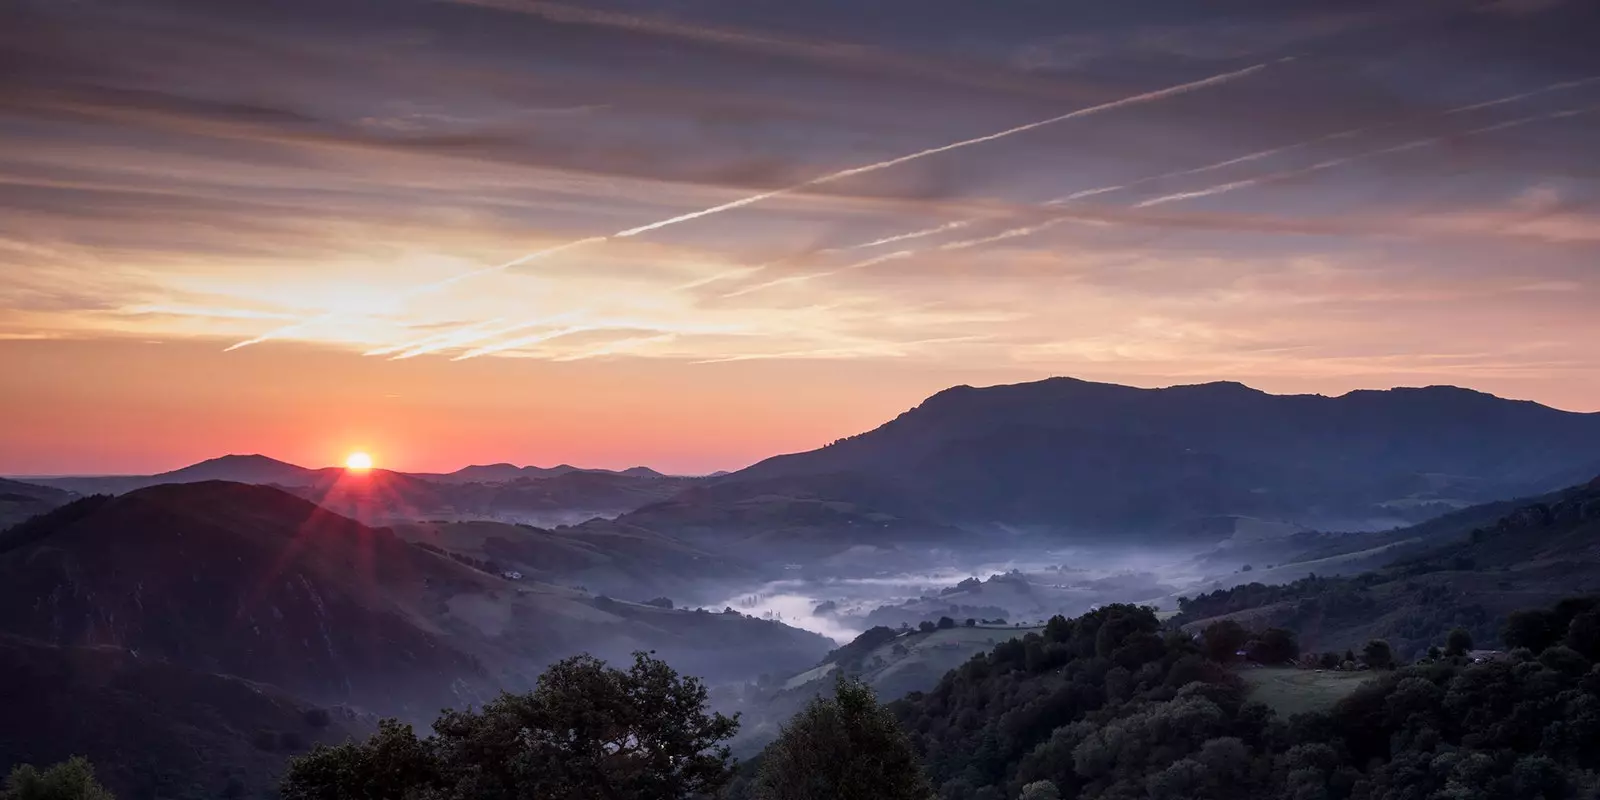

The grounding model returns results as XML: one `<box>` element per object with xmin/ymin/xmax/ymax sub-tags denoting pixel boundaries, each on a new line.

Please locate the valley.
<box><xmin>4</xmin><ymin>377</ymin><xmax>1600</xmax><ymax>798</ymax></box>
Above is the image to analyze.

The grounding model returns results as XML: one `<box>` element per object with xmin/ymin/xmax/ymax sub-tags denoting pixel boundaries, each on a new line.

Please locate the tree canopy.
<box><xmin>754</xmin><ymin>676</ymin><xmax>931</xmax><ymax>800</ymax></box>
<box><xmin>2</xmin><ymin>758</ymin><xmax>115</xmax><ymax>800</ymax></box>
<box><xmin>281</xmin><ymin>652</ymin><xmax>738</xmax><ymax>800</ymax></box>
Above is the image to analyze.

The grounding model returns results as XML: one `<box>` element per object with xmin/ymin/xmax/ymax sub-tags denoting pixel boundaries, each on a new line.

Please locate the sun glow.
<box><xmin>344</xmin><ymin>452</ymin><xmax>374</xmax><ymax>471</ymax></box>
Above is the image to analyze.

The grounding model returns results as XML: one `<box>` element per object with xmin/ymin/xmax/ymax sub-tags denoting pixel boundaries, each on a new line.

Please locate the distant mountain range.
<box><xmin>23</xmin><ymin>455</ymin><xmax>675</xmax><ymax>496</ymax></box>
<box><xmin>703</xmin><ymin>377</ymin><xmax>1600</xmax><ymax>541</ymax></box>
<box><xmin>0</xmin><ymin>477</ymin><xmax>75</xmax><ymax>530</ymax></box>
<box><xmin>8</xmin><ymin>376</ymin><xmax>1600</xmax><ymax>553</ymax></box>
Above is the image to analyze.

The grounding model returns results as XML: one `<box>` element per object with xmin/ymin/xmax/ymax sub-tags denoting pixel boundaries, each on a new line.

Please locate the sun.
<box><xmin>344</xmin><ymin>452</ymin><xmax>374</xmax><ymax>471</ymax></box>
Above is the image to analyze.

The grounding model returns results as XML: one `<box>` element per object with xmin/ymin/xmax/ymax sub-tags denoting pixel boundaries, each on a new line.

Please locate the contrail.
<box><xmin>391</xmin><ymin>314</ymin><xmax>585</xmax><ymax>360</ymax></box>
<box><xmin>1045</xmin><ymin>73</ymin><xmax>1600</xmax><ymax>206</ymax></box>
<box><xmin>851</xmin><ymin>220</ymin><xmax>973</xmax><ymax>249</ymax></box>
<box><xmin>225</xmin><ymin>237</ymin><xmax>608</xmax><ymax>351</ymax></box>
<box><xmin>1134</xmin><ymin>105</ymin><xmax>1595</xmax><ymax>209</ymax></box>
<box><xmin>226</xmin><ymin>61</ymin><xmax>1273</xmax><ymax>352</ymax></box>
<box><xmin>720</xmin><ymin>250</ymin><xmax>913</xmax><ymax>298</ymax></box>
<box><xmin>363</xmin><ymin>318</ymin><xmax>507</xmax><ymax>357</ymax></box>
<box><xmin>451</xmin><ymin>324</ymin><xmax>598</xmax><ymax>361</ymax></box>
<box><xmin>613</xmin><ymin>61</ymin><xmax>1274</xmax><ymax>239</ymax></box>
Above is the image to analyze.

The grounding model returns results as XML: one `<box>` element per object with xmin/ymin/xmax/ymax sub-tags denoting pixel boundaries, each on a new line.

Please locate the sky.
<box><xmin>3</xmin><ymin>0</ymin><xmax>1599</xmax><ymax>475</ymax></box>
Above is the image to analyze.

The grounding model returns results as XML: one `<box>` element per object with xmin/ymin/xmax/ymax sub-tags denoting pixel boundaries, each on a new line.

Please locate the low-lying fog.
<box><xmin>708</xmin><ymin>546</ymin><xmax>1229</xmax><ymax>644</ymax></box>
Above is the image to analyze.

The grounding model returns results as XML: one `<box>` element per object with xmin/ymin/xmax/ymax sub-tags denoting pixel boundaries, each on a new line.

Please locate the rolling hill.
<box><xmin>28</xmin><ymin>454</ymin><xmax>317</xmax><ymax>495</ymax></box>
<box><xmin>717</xmin><ymin>378</ymin><xmax>1600</xmax><ymax>539</ymax></box>
<box><xmin>0</xmin><ymin>481</ymin><xmax>833</xmax><ymax>719</ymax></box>
<box><xmin>1173</xmin><ymin>475</ymin><xmax>1600</xmax><ymax>659</ymax></box>
<box><xmin>0</xmin><ymin>477</ymin><xmax>74</xmax><ymax>530</ymax></box>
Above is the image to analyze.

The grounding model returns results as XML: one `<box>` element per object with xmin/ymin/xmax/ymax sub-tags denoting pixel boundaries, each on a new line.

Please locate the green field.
<box><xmin>1241</xmin><ymin>667</ymin><xmax>1371</xmax><ymax>716</ymax></box>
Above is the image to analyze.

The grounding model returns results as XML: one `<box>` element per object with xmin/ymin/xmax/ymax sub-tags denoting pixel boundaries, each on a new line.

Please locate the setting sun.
<box><xmin>344</xmin><ymin>452</ymin><xmax>374</xmax><ymax>471</ymax></box>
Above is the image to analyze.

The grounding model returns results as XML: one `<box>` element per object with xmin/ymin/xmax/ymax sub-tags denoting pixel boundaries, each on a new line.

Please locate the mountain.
<box><xmin>0</xmin><ymin>477</ymin><xmax>75</xmax><ymax>530</ymax></box>
<box><xmin>423</xmin><ymin>463</ymin><xmax>671</xmax><ymax>484</ymax></box>
<box><xmin>0</xmin><ymin>634</ymin><xmax>362</xmax><ymax>800</ymax></box>
<box><xmin>0</xmin><ymin>481</ymin><xmax>831</xmax><ymax>710</ymax></box>
<box><xmin>388</xmin><ymin>518</ymin><xmax>748</xmax><ymax>597</ymax></box>
<box><xmin>0</xmin><ymin>482</ymin><xmax>495</xmax><ymax>716</ymax></box>
<box><xmin>285</xmin><ymin>469</ymin><xmax>692</xmax><ymax>526</ymax></box>
<box><xmin>721</xmin><ymin>377</ymin><xmax>1600</xmax><ymax>539</ymax></box>
<box><xmin>589</xmin><ymin>471</ymin><xmax>967</xmax><ymax>560</ymax></box>
<box><xmin>29</xmin><ymin>454</ymin><xmax>316</xmax><ymax>495</ymax></box>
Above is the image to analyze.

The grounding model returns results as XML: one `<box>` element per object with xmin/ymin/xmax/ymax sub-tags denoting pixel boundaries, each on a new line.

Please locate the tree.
<box><xmin>283</xmin><ymin>652</ymin><xmax>738</xmax><ymax>800</ymax></box>
<box><xmin>918</xmin><ymin>621</ymin><xmax>937</xmax><ymax>633</ymax></box>
<box><xmin>1565</xmin><ymin>610</ymin><xmax>1600</xmax><ymax>661</ymax></box>
<box><xmin>1246</xmin><ymin>628</ymin><xmax>1299</xmax><ymax>664</ymax></box>
<box><xmin>754</xmin><ymin>677</ymin><xmax>931</xmax><ymax>800</ymax></box>
<box><xmin>1019</xmin><ymin>780</ymin><xmax>1061</xmax><ymax>800</ymax></box>
<box><xmin>2</xmin><ymin>758</ymin><xmax>115</xmax><ymax>800</ymax></box>
<box><xmin>644</xmin><ymin>597</ymin><xmax>674</xmax><ymax>609</ymax></box>
<box><xmin>1503</xmin><ymin>609</ymin><xmax>1561</xmax><ymax>653</ymax></box>
<box><xmin>1201</xmin><ymin>620</ymin><xmax>1250</xmax><ymax>663</ymax></box>
<box><xmin>937</xmin><ymin>616</ymin><xmax>956</xmax><ymax>630</ymax></box>
<box><xmin>1361</xmin><ymin>639</ymin><xmax>1394</xmax><ymax>670</ymax></box>
<box><xmin>965</xmin><ymin>618</ymin><xmax>977</xmax><ymax>627</ymax></box>
<box><xmin>1445</xmin><ymin>627</ymin><xmax>1474</xmax><ymax>657</ymax></box>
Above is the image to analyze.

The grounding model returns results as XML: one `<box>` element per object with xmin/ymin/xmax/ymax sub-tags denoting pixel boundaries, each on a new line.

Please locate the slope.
<box><xmin>1173</xmin><ymin>476</ymin><xmax>1600</xmax><ymax>659</ymax></box>
<box><xmin>0</xmin><ymin>634</ymin><xmax>361</xmax><ymax>800</ymax></box>
<box><xmin>0</xmin><ymin>477</ymin><xmax>74</xmax><ymax>530</ymax></box>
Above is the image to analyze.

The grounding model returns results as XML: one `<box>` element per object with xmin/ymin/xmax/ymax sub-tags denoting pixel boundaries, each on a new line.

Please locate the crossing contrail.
<box><xmin>1044</xmin><ymin>73</ymin><xmax>1600</xmax><ymax>206</ymax></box>
<box><xmin>720</xmin><ymin>250</ymin><xmax>913</xmax><ymax>298</ymax></box>
<box><xmin>225</xmin><ymin>60</ymin><xmax>1273</xmax><ymax>352</ymax></box>
<box><xmin>612</xmin><ymin>61</ymin><xmax>1274</xmax><ymax>239</ymax></box>
<box><xmin>1133</xmin><ymin>106</ymin><xmax>1594</xmax><ymax>208</ymax></box>
<box><xmin>850</xmin><ymin>220</ymin><xmax>974</xmax><ymax>249</ymax></box>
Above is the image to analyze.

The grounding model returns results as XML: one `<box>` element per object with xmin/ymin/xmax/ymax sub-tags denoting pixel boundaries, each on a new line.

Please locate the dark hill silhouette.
<box><xmin>0</xmin><ymin>634</ymin><xmax>360</xmax><ymax>800</ymax></box>
<box><xmin>32</xmin><ymin>454</ymin><xmax>316</xmax><ymax>495</ymax></box>
<box><xmin>282</xmin><ymin>468</ymin><xmax>690</xmax><ymax>525</ymax></box>
<box><xmin>421</xmin><ymin>463</ymin><xmax>672</xmax><ymax>484</ymax></box>
<box><xmin>719</xmin><ymin>377</ymin><xmax>1600</xmax><ymax>537</ymax></box>
<box><xmin>0</xmin><ymin>482</ymin><xmax>494</xmax><ymax>716</ymax></box>
<box><xmin>0</xmin><ymin>477</ymin><xmax>74</xmax><ymax>530</ymax></box>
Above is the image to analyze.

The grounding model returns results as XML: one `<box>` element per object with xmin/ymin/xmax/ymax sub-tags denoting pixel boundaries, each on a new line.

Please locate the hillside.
<box><xmin>0</xmin><ymin>482</ymin><xmax>833</xmax><ymax>720</ymax></box>
<box><xmin>285</xmin><ymin>469</ymin><xmax>691</xmax><ymax>526</ymax></box>
<box><xmin>0</xmin><ymin>483</ymin><xmax>496</xmax><ymax>716</ymax></box>
<box><xmin>1173</xmin><ymin>476</ymin><xmax>1600</xmax><ymax>659</ymax></box>
<box><xmin>0</xmin><ymin>477</ymin><xmax>74</xmax><ymax>530</ymax></box>
<box><xmin>721</xmin><ymin>378</ymin><xmax>1600</xmax><ymax>539</ymax></box>
<box><xmin>0</xmin><ymin>635</ymin><xmax>361</xmax><ymax>800</ymax></box>
<box><xmin>588</xmin><ymin>471</ymin><xmax>968</xmax><ymax>560</ymax></box>
<box><xmin>389</xmin><ymin>518</ymin><xmax>748</xmax><ymax>597</ymax></box>
<box><xmin>419</xmin><ymin>463</ymin><xmax>671</xmax><ymax>483</ymax></box>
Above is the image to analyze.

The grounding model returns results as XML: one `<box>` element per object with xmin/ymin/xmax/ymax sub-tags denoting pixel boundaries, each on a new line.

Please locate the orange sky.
<box><xmin>4</xmin><ymin>336</ymin><xmax>1597</xmax><ymax>476</ymax></box>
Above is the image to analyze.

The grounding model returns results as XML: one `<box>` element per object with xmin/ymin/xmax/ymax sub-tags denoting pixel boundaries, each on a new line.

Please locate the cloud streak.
<box><xmin>224</xmin><ymin>60</ymin><xmax>1273</xmax><ymax>352</ymax></box>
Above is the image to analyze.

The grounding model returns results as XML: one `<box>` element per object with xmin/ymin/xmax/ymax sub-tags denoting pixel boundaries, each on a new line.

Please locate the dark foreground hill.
<box><xmin>717</xmin><ymin>378</ymin><xmax>1600</xmax><ymax>540</ymax></box>
<box><xmin>0</xmin><ymin>634</ymin><xmax>361</xmax><ymax>800</ymax></box>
